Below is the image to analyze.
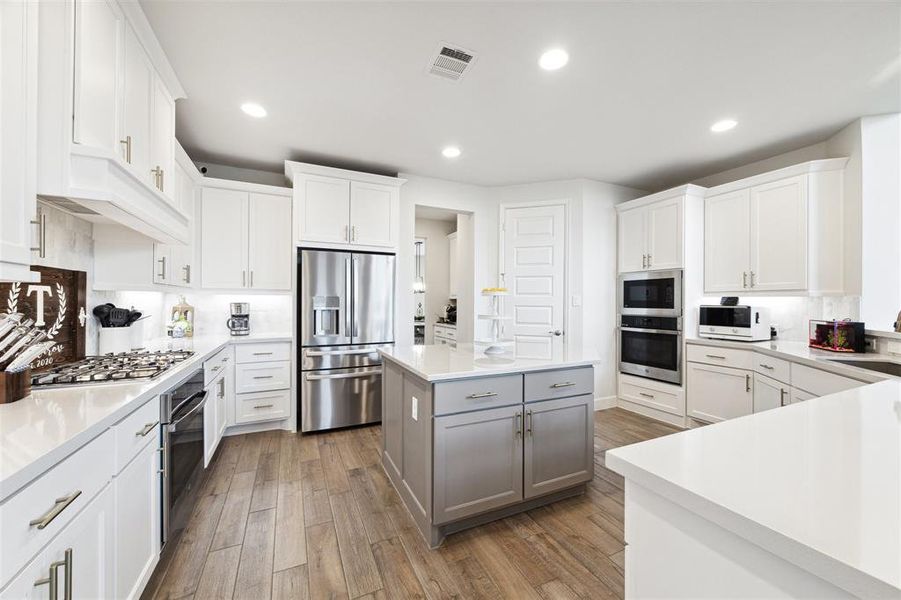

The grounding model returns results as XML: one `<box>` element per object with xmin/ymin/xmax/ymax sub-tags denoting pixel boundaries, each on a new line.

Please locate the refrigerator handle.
<box><xmin>353</xmin><ymin>257</ymin><xmax>360</xmax><ymax>337</ymax></box>
<box><xmin>345</xmin><ymin>258</ymin><xmax>352</xmax><ymax>338</ymax></box>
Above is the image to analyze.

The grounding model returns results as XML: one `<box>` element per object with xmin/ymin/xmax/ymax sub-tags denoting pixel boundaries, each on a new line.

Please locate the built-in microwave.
<box><xmin>699</xmin><ymin>305</ymin><xmax>771</xmax><ymax>341</ymax></box>
<box><xmin>619</xmin><ymin>270</ymin><xmax>682</xmax><ymax>317</ymax></box>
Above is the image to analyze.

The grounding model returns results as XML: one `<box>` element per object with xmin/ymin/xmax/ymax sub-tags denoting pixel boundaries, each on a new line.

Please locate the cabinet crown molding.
<box><xmin>616</xmin><ymin>183</ymin><xmax>706</xmax><ymax>212</ymax></box>
<box><xmin>285</xmin><ymin>160</ymin><xmax>407</xmax><ymax>187</ymax></box>
<box><xmin>200</xmin><ymin>176</ymin><xmax>292</xmax><ymax>196</ymax></box>
<box><xmin>705</xmin><ymin>158</ymin><xmax>849</xmax><ymax>196</ymax></box>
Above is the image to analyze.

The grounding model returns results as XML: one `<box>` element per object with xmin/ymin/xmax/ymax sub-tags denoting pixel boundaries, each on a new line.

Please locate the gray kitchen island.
<box><xmin>379</xmin><ymin>344</ymin><xmax>599</xmax><ymax>547</ymax></box>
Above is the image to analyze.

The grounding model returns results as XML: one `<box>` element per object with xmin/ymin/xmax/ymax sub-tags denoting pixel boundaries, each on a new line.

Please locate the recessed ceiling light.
<box><xmin>711</xmin><ymin>119</ymin><xmax>738</xmax><ymax>133</ymax></box>
<box><xmin>442</xmin><ymin>146</ymin><xmax>461</xmax><ymax>159</ymax></box>
<box><xmin>241</xmin><ymin>102</ymin><xmax>267</xmax><ymax>118</ymax></box>
<box><xmin>539</xmin><ymin>48</ymin><xmax>569</xmax><ymax>71</ymax></box>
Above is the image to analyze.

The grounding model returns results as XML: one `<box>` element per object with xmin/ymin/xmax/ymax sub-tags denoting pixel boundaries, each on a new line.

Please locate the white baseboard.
<box><xmin>594</xmin><ymin>395</ymin><xmax>617</xmax><ymax>411</ymax></box>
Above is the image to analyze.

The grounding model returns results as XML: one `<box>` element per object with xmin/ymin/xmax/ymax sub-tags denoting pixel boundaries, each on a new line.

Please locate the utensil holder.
<box><xmin>0</xmin><ymin>369</ymin><xmax>31</xmax><ymax>404</ymax></box>
<box><xmin>98</xmin><ymin>322</ymin><xmax>144</xmax><ymax>355</ymax></box>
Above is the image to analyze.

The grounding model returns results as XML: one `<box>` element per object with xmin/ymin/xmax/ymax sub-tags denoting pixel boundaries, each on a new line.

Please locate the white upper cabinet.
<box><xmin>349</xmin><ymin>181</ymin><xmax>396</xmax><ymax>247</ymax></box>
<box><xmin>201</xmin><ymin>187</ymin><xmax>248</xmax><ymax>289</ymax></box>
<box><xmin>0</xmin><ymin>0</ymin><xmax>39</xmax><ymax>282</ymax></box>
<box><xmin>286</xmin><ymin>161</ymin><xmax>405</xmax><ymax>250</ymax></box>
<box><xmin>448</xmin><ymin>232</ymin><xmax>459</xmax><ymax>299</ymax></box>
<box><xmin>72</xmin><ymin>0</ymin><xmax>122</xmax><ymax>152</ymax></box>
<box><xmin>616</xmin><ymin>185</ymin><xmax>701</xmax><ymax>274</ymax></box>
<box><xmin>704</xmin><ymin>189</ymin><xmax>751</xmax><ymax>292</ymax></box>
<box><xmin>248</xmin><ymin>193</ymin><xmax>292</xmax><ymax>290</ymax></box>
<box><xmin>704</xmin><ymin>160</ymin><xmax>847</xmax><ymax>294</ymax></box>
<box><xmin>294</xmin><ymin>175</ymin><xmax>350</xmax><ymax>244</ymax></box>
<box><xmin>149</xmin><ymin>78</ymin><xmax>175</xmax><ymax>200</ymax></box>
<box><xmin>201</xmin><ymin>180</ymin><xmax>292</xmax><ymax>290</ymax></box>
<box><xmin>121</xmin><ymin>22</ymin><xmax>153</xmax><ymax>183</ymax></box>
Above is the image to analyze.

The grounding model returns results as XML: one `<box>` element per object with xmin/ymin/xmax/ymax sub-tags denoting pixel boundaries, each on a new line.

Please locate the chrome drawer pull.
<box><xmin>759</xmin><ymin>363</ymin><xmax>774</xmax><ymax>370</ymax></box>
<box><xmin>467</xmin><ymin>391</ymin><xmax>498</xmax><ymax>399</ymax></box>
<box><xmin>551</xmin><ymin>382</ymin><xmax>576</xmax><ymax>388</ymax></box>
<box><xmin>30</xmin><ymin>491</ymin><xmax>82</xmax><ymax>529</ymax></box>
<box><xmin>135</xmin><ymin>421</ymin><xmax>159</xmax><ymax>437</ymax></box>
<box><xmin>306</xmin><ymin>348</ymin><xmax>377</xmax><ymax>357</ymax></box>
<box><xmin>638</xmin><ymin>392</ymin><xmax>655</xmax><ymax>399</ymax></box>
<box><xmin>253</xmin><ymin>404</ymin><xmax>274</xmax><ymax>409</ymax></box>
<box><xmin>211</xmin><ymin>366</ymin><xmax>220</xmax><ymax>372</ymax></box>
<box><xmin>252</xmin><ymin>375</ymin><xmax>274</xmax><ymax>380</ymax></box>
<box><xmin>252</xmin><ymin>352</ymin><xmax>273</xmax><ymax>356</ymax></box>
<box><xmin>705</xmin><ymin>354</ymin><xmax>727</xmax><ymax>360</ymax></box>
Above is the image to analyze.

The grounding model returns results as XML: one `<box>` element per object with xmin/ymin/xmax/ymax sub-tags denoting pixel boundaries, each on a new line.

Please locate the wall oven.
<box><xmin>160</xmin><ymin>370</ymin><xmax>207</xmax><ymax>548</ymax></box>
<box><xmin>619</xmin><ymin>315</ymin><xmax>683</xmax><ymax>385</ymax></box>
<box><xmin>619</xmin><ymin>270</ymin><xmax>682</xmax><ymax>317</ymax></box>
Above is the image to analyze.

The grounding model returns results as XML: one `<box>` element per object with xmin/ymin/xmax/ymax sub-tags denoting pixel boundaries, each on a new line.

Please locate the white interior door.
<box><xmin>502</xmin><ymin>204</ymin><xmax>566</xmax><ymax>359</ymax></box>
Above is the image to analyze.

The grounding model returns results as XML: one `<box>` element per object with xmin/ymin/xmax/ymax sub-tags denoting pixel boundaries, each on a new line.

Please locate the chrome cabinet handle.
<box><xmin>548</xmin><ymin>330</ymin><xmax>563</xmax><ymax>336</ymax></box>
<box><xmin>749</xmin><ymin>271</ymin><xmax>756</xmax><ymax>288</ymax></box>
<box><xmin>30</xmin><ymin>213</ymin><xmax>47</xmax><ymax>258</ymax></box>
<box><xmin>159</xmin><ymin>168</ymin><xmax>164</xmax><ymax>192</ymax></box>
<box><xmin>745</xmin><ymin>374</ymin><xmax>751</xmax><ymax>393</ymax></box>
<box><xmin>183</xmin><ymin>264</ymin><xmax>191</xmax><ymax>284</ymax></box>
<box><xmin>306</xmin><ymin>348</ymin><xmax>375</xmax><ymax>357</ymax></box>
<box><xmin>551</xmin><ymin>382</ymin><xmax>576</xmax><ymax>388</ymax></box>
<box><xmin>705</xmin><ymin>354</ymin><xmax>726</xmax><ymax>360</ymax></box>
<box><xmin>29</xmin><ymin>491</ymin><xmax>82</xmax><ymax>529</ymax></box>
<box><xmin>647</xmin><ymin>254</ymin><xmax>652</xmax><ymax>268</ymax></box>
<box><xmin>242</xmin><ymin>270</ymin><xmax>246</xmax><ymax>287</ymax></box>
<box><xmin>33</xmin><ymin>551</ymin><xmax>69</xmax><ymax>600</ymax></box>
<box><xmin>120</xmin><ymin>135</ymin><xmax>132</xmax><ymax>164</ymax></box>
<box><xmin>252</xmin><ymin>375</ymin><xmax>274</xmax><ymax>380</ymax></box>
<box><xmin>218</xmin><ymin>377</ymin><xmax>225</xmax><ymax>399</ymax></box>
<box><xmin>252</xmin><ymin>352</ymin><xmax>273</xmax><ymax>356</ymax></box>
<box><xmin>306</xmin><ymin>369</ymin><xmax>381</xmax><ymax>381</ymax></box>
<box><xmin>253</xmin><ymin>404</ymin><xmax>274</xmax><ymax>409</ymax></box>
<box><xmin>211</xmin><ymin>365</ymin><xmax>220</xmax><ymax>372</ymax></box>
<box><xmin>638</xmin><ymin>392</ymin><xmax>655</xmax><ymax>399</ymax></box>
<box><xmin>759</xmin><ymin>363</ymin><xmax>774</xmax><ymax>370</ymax></box>
<box><xmin>151</xmin><ymin>166</ymin><xmax>162</xmax><ymax>189</ymax></box>
<box><xmin>525</xmin><ymin>409</ymin><xmax>532</xmax><ymax>436</ymax></box>
<box><xmin>157</xmin><ymin>256</ymin><xmax>166</xmax><ymax>280</ymax></box>
<box><xmin>345</xmin><ymin>225</ymin><xmax>350</xmax><ymax>242</ymax></box>
<box><xmin>250</xmin><ymin>270</ymin><xmax>254</xmax><ymax>288</ymax></box>
<box><xmin>351</xmin><ymin>225</ymin><xmax>357</xmax><ymax>242</ymax></box>
<box><xmin>135</xmin><ymin>421</ymin><xmax>158</xmax><ymax>437</ymax></box>
<box><xmin>780</xmin><ymin>388</ymin><xmax>787</xmax><ymax>406</ymax></box>
<box><xmin>641</xmin><ymin>254</ymin><xmax>646</xmax><ymax>269</ymax></box>
<box><xmin>466</xmin><ymin>391</ymin><xmax>498</xmax><ymax>399</ymax></box>
<box><xmin>742</xmin><ymin>272</ymin><xmax>747</xmax><ymax>288</ymax></box>
<box><xmin>514</xmin><ymin>412</ymin><xmax>522</xmax><ymax>438</ymax></box>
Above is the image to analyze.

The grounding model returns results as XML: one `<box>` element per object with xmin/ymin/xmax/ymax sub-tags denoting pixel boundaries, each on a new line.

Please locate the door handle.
<box><xmin>466</xmin><ymin>391</ymin><xmax>497</xmax><ymax>399</ymax></box>
<box><xmin>345</xmin><ymin>258</ymin><xmax>352</xmax><ymax>336</ymax></box>
<box><xmin>306</xmin><ymin>369</ymin><xmax>381</xmax><ymax>381</ymax></box>
<box><xmin>749</xmin><ymin>271</ymin><xmax>756</xmax><ymax>288</ymax></box>
<box><xmin>548</xmin><ymin>330</ymin><xmax>563</xmax><ymax>336</ymax></box>
<box><xmin>252</xmin><ymin>375</ymin><xmax>274</xmax><ymax>380</ymax></box>
<box><xmin>305</xmin><ymin>348</ymin><xmax>378</xmax><ymax>357</ymax></box>
<box><xmin>646</xmin><ymin>254</ymin><xmax>651</xmax><ymax>268</ymax></box>
<box><xmin>119</xmin><ymin>135</ymin><xmax>132</xmax><ymax>164</ymax></box>
<box><xmin>742</xmin><ymin>272</ymin><xmax>748</xmax><ymax>288</ymax></box>
<box><xmin>183</xmin><ymin>264</ymin><xmax>191</xmax><ymax>284</ymax></box>
<box><xmin>135</xmin><ymin>421</ymin><xmax>158</xmax><ymax>437</ymax></box>
<box><xmin>525</xmin><ymin>409</ymin><xmax>532</xmax><ymax>436</ymax></box>
<box><xmin>30</xmin><ymin>212</ymin><xmax>47</xmax><ymax>258</ymax></box>
<box><xmin>551</xmin><ymin>382</ymin><xmax>576</xmax><ymax>388</ymax></box>
<box><xmin>29</xmin><ymin>491</ymin><xmax>82</xmax><ymax>529</ymax></box>
<box><xmin>514</xmin><ymin>412</ymin><xmax>522</xmax><ymax>438</ymax></box>
<box><xmin>746</xmin><ymin>374</ymin><xmax>751</xmax><ymax>393</ymax></box>
<box><xmin>780</xmin><ymin>388</ymin><xmax>787</xmax><ymax>406</ymax></box>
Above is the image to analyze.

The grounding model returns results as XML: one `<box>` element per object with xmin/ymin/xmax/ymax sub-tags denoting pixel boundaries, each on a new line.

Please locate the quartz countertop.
<box><xmin>607</xmin><ymin>378</ymin><xmax>901</xmax><ymax>598</ymax></box>
<box><xmin>0</xmin><ymin>332</ymin><xmax>291</xmax><ymax>502</ymax></box>
<box><xmin>379</xmin><ymin>343</ymin><xmax>599</xmax><ymax>382</ymax></box>
<box><xmin>686</xmin><ymin>337</ymin><xmax>897</xmax><ymax>383</ymax></box>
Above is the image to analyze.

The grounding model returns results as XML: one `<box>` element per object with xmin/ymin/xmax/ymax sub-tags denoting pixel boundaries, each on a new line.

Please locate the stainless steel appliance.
<box><xmin>298</xmin><ymin>249</ymin><xmax>395</xmax><ymax>432</ymax></box>
<box><xmin>699</xmin><ymin>305</ymin><xmax>771</xmax><ymax>341</ymax></box>
<box><xmin>160</xmin><ymin>370</ymin><xmax>207</xmax><ymax>547</ymax></box>
<box><xmin>30</xmin><ymin>350</ymin><xmax>193</xmax><ymax>387</ymax></box>
<box><xmin>619</xmin><ymin>270</ymin><xmax>682</xmax><ymax>317</ymax></box>
<box><xmin>619</xmin><ymin>315</ymin><xmax>683</xmax><ymax>385</ymax></box>
<box><xmin>227</xmin><ymin>302</ymin><xmax>250</xmax><ymax>336</ymax></box>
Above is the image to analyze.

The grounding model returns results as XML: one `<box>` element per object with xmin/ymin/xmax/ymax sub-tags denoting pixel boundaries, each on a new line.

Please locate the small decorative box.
<box><xmin>808</xmin><ymin>320</ymin><xmax>866</xmax><ymax>353</ymax></box>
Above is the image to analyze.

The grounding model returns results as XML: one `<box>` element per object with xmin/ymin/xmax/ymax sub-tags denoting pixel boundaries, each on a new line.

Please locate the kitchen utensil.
<box><xmin>126</xmin><ymin>310</ymin><xmax>143</xmax><ymax>325</ymax></box>
<box><xmin>0</xmin><ymin>313</ymin><xmax>24</xmax><ymax>340</ymax></box>
<box><xmin>108</xmin><ymin>307</ymin><xmax>131</xmax><ymax>327</ymax></box>
<box><xmin>0</xmin><ymin>329</ymin><xmax>46</xmax><ymax>367</ymax></box>
<box><xmin>0</xmin><ymin>320</ymin><xmax>35</xmax><ymax>353</ymax></box>
<box><xmin>93</xmin><ymin>305</ymin><xmax>112</xmax><ymax>327</ymax></box>
<box><xmin>5</xmin><ymin>341</ymin><xmax>55</xmax><ymax>372</ymax></box>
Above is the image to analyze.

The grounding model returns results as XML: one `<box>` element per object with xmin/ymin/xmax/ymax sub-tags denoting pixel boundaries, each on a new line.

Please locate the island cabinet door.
<box><xmin>433</xmin><ymin>405</ymin><xmax>523</xmax><ymax>525</ymax></box>
<box><xmin>524</xmin><ymin>394</ymin><xmax>593</xmax><ymax>499</ymax></box>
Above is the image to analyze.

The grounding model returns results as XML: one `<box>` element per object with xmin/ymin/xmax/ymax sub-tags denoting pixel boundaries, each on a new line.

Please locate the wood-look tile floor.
<box><xmin>142</xmin><ymin>408</ymin><xmax>681</xmax><ymax>600</ymax></box>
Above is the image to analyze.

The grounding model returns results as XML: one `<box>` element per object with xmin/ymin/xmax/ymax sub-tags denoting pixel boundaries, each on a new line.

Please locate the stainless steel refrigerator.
<box><xmin>298</xmin><ymin>249</ymin><xmax>395</xmax><ymax>432</ymax></box>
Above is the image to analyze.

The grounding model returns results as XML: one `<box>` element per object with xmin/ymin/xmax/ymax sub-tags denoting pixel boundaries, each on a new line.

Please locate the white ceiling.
<box><xmin>141</xmin><ymin>1</ymin><xmax>901</xmax><ymax>191</ymax></box>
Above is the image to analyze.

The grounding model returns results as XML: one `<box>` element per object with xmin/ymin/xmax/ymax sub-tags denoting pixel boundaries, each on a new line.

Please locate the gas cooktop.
<box><xmin>31</xmin><ymin>350</ymin><xmax>194</xmax><ymax>387</ymax></box>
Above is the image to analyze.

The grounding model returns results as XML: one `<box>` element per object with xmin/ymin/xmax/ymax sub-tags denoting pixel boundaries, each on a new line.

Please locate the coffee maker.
<box><xmin>227</xmin><ymin>302</ymin><xmax>250</xmax><ymax>336</ymax></box>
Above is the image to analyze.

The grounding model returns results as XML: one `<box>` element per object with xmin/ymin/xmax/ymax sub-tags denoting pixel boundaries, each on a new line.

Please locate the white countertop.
<box><xmin>686</xmin><ymin>337</ymin><xmax>897</xmax><ymax>383</ymax></box>
<box><xmin>379</xmin><ymin>343</ymin><xmax>599</xmax><ymax>381</ymax></box>
<box><xmin>0</xmin><ymin>332</ymin><xmax>291</xmax><ymax>503</ymax></box>
<box><xmin>607</xmin><ymin>378</ymin><xmax>901</xmax><ymax>598</ymax></box>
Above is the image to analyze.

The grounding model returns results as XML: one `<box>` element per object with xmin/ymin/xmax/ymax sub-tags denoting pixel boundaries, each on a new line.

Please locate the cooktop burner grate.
<box><xmin>32</xmin><ymin>350</ymin><xmax>194</xmax><ymax>387</ymax></box>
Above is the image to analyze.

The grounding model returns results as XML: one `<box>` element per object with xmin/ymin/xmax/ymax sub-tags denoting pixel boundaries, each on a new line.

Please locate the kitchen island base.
<box><xmin>379</xmin><ymin>348</ymin><xmax>598</xmax><ymax>549</ymax></box>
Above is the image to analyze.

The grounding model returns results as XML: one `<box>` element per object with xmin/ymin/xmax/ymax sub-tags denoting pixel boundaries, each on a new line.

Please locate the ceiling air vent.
<box><xmin>427</xmin><ymin>43</ymin><xmax>477</xmax><ymax>82</ymax></box>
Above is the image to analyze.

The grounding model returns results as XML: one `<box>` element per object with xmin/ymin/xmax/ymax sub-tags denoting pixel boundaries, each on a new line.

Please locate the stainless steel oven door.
<box><xmin>619</xmin><ymin>270</ymin><xmax>682</xmax><ymax>317</ymax></box>
<box><xmin>162</xmin><ymin>389</ymin><xmax>207</xmax><ymax>546</ymax></box>
<box><xmin>618</xmin><ymin>327</ymin><xmax>682</xmax><ymax>385</ymax></box>
<box><xmin>301</xmin><ymin>366</ymin><xmax>382</xmax><ymax>432</ymax></box>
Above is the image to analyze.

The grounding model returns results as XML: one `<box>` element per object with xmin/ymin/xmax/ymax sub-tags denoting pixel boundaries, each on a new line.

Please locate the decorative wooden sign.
<box><xmin>1</xmin><ymin>266</ymin><xmax>87</xmax><ymax>371</ymax></box>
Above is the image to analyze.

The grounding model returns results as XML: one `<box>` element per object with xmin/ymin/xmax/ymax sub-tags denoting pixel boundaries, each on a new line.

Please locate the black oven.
<box><xmin>619</xmin><ymin>270</ymin><xmax>682</xmax><ymax>317</ymax></box>
<box><xmin>619</xmin><ymin>315</ymin><xmax>682</xmax><ymax>385</ymax></box>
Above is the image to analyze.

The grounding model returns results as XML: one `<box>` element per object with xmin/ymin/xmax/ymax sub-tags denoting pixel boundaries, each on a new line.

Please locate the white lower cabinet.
<box><xmin>113</xmin><ymin>437</ymin><xmax>160</xmax><ymax>600</ymax></box>
<box><xmin>752</xmin><ymin>372</ymin><xmax>788</xmax><ymax>413</ymax></box>
<box><xmin>790</xmin><ymin>387</ymin><xmax>816</xmax><ymax>403</ymax></box>
<box><xmin>1</xmin><ymin>485</ymin><xmax>114</xmax><ymax>600</ymax></box>
<box><xmin>687</xmin><ymin>362</ymin><xmax>753</xmax><ymax>423</ymax></box>
<box><xmin>204</xmin><ymin>358</ymin><xmax>232</xmax><ymax>466</ymax></box>
<box><xmin>232</xmin><ymin>342</ymin><xmax>291</xmax><ymax>425</ymax></box>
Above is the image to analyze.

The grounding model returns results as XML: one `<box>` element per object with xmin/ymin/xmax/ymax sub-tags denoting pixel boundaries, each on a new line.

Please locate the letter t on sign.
<box><xmin>26</xmin><ymin>285</ymin><xmax>53</xmax><ymax>326</ymax></box>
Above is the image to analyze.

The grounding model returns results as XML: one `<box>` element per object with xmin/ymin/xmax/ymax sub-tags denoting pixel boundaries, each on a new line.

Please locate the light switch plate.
<box><xmin>411</xmin><ymin>396</ymin><xmax>418</xmax><ymax>421</ymax></box>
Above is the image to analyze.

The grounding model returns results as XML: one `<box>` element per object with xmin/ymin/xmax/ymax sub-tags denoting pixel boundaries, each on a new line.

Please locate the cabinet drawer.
<box><xmin>433</xmin><ymin>374</ymin><xmax>523</xmax><ymax>416</ymax></box>
<box><xmin>235</xmin><ymin>389</ymin><xmax>290</xmax><ymax>424</ymax></box>
<box><xmin>113</xmin><ymin>396</ymin><xmax>160</xmax><ymax>474</ymax></box>
<box><xmin>0</xmin><ymin>429</ymin><xmax>114</xmax><ymax>588</ymax></box>
<box><xmin>618</xmin><ymin>377</ymin><xmax>683</xmax><ymax>416</ymax></box>
<box><xmin>204</xmin><ymin>345</ymin><xmax>232</xmax><ymax>385</ymax></box>
<box><xmin>524</xmin><ymin>367</ymin><xmax>593</xmax><ymax>403</ymax></box>
<box><xmin>753</xmin><ymin>355</ymin><xmax>791</xmax><ymax>384</ymax></box>
<box><xmin>235</xmin><ymin>342</ymin><xmax>291</xmax><ymax>364</ymax></box>
<box><xmin>791</xmin><ymin>364</ymin><xmax>865</xmax><ymax>397</ymax></box>
<box><xmin>686</xmin><ymin>344</ymin><xmax>753</xmax><ymax>370</ymax></box>
<box><xmin>235</xmin><ymin>361</ymin><xmax>291</xmax><ymax>393</ymax></box>
<box><xmin>436</xmin><ymin>326</ymin><xmax>456</xmax><ymax>339</ymax></box>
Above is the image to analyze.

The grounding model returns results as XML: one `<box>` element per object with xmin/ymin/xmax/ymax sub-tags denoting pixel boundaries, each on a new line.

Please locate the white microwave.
<box><xmin>698</xmin><ymin>305</ymin><xmax>771</xmax><ymax>342</ymax></box>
